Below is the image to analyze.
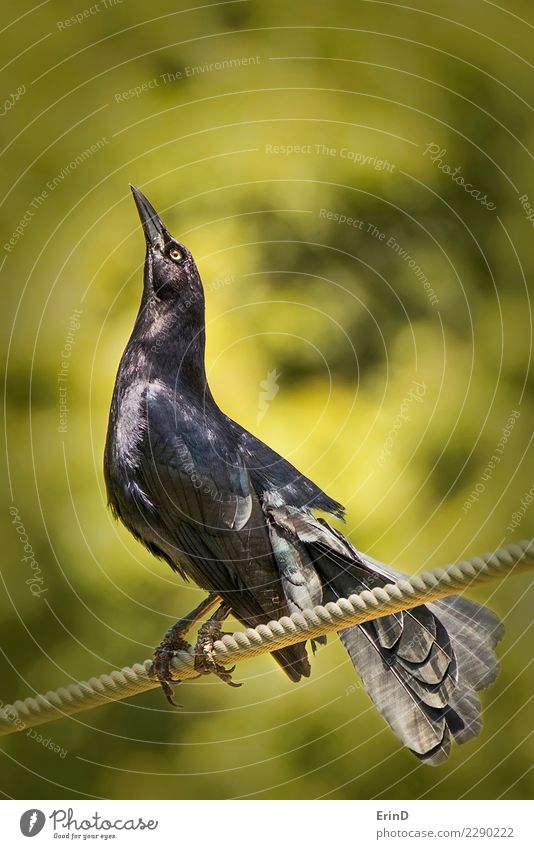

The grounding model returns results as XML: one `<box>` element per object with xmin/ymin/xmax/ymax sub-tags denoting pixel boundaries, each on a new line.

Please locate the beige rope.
<box><xmin>1</xmin><ymin>538</ymin><xmax>532</xmax><ymax>737</ymax></box>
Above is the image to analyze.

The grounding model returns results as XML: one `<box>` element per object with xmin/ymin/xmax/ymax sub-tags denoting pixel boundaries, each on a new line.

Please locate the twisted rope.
<box><xmin>1</xmin><ymin>538</ymin><xmax>532</xmax><ymax>738</ymax></box>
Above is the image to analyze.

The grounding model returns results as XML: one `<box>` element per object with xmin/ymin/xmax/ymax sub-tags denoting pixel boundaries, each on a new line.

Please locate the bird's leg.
<box><xmin>194</xmin><ymin>602</ymin><xmax>242</xmax><ymax>688</ymax></box>
<box><xmin>150</xmin><ymin>592</ymin><xmax>221</xmax><ymax>705</ymax></box>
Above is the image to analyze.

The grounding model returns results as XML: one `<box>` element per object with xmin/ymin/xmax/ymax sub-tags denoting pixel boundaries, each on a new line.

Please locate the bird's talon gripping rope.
<box><xmin>194</xmin><ymin>651</ymin><xmax>242</xmax><ymax>687</ymax></box>
<box><xmin>150</xmin><ymin>639</ymin><xmax>191</xmax><ymax>706</ymax></box>
<box><xmin>193</xmin><ymin>607</ymin><xmax>242</xmax><ymax>687</ymax></box>
<box><xmin>159</xmin><ymin>678</ymin><xmax>183</xmax><ymax>708</ymax></box>
<box><xmin>149</xmin><ymin>593</ymin><xmax>223</xmax><ymax>704</ymax></box>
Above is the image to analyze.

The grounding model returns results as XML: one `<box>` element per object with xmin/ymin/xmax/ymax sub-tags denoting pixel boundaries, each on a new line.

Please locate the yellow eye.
<box><xmin>169</xmin><ymin>247</ymin><xmax>182</xmax><ymax>262</ymax></box>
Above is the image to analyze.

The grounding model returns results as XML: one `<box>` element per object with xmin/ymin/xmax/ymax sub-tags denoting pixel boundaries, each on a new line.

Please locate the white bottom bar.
<box><xmin>1</xmin><ymin>799</ymin><xmax>531</xmax><ymax>848</ymax></box>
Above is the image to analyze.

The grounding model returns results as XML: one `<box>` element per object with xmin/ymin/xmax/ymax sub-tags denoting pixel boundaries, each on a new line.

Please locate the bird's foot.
<box><xmin>194</xmin><ymin>606</ymin><xmax>242</xmax><ymax>688</ymax></box>
<box><xmin>149</xmin><ymin>635</ymin><xmax>192</xmax><ymax>707</ymax></box>
<box><xmin>149</xmin><ymin>593</ymin><xmax>221</xmax><ymax>706</ymax></box>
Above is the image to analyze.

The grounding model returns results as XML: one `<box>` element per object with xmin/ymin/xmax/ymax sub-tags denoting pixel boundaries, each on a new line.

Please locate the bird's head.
<box><xmin>130</xmin><ymin>185</ymin><xmax>203</xmax><ymax>315</ymax></box>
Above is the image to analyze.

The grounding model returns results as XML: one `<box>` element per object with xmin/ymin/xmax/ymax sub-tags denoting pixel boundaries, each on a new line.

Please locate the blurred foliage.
<box><xmin>1</xmin><ymin>0</ymin><xmax>533</xmax><ymax>800</ymax></box>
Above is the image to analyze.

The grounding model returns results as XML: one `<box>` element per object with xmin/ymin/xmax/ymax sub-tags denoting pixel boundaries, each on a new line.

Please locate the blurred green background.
<box><xmin>1</xmin><ymin>0</ymin><xmax>533</xmax><ymax>800</ymax></box>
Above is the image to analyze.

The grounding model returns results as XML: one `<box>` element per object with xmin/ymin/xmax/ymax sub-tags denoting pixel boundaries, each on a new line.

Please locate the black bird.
<box><xmin>104</xmin><ymin>186</ymin><xmax>503</xmax><ymax>765</ymax></box>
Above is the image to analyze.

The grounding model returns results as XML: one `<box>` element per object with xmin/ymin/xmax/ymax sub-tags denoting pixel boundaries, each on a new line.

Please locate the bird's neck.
<box><xmin>127</xmin><ymin>297</ymin><xmax>214</xmax><ymax>401</ymax></box>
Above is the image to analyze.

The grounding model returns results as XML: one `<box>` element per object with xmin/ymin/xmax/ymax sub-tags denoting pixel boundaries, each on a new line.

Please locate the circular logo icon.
<box><xmin>20</xmin><ymin>810</ymin><xmax>46</xmax><ymax>837</ymax></box>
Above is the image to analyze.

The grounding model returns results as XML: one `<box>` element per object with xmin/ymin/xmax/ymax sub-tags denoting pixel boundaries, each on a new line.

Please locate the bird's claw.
<box><xmin>149</xmin><ymin>637</ymin><xmax>191</xmax><ymax>707</ymax></box>
<box><xmin>194</xmin><ymin>620</ymin><xmax>242</xmax><ymax>687</ymax></box>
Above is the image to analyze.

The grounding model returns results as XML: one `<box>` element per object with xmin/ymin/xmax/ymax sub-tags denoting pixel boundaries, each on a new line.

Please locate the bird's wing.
<box><xmin>225</xmin><ymin>415</ymin><xmax>345</xmax><ymax>518</ymax></box>
<box><xmin>140</xmin><ymin>392</ymin><xmax>281</xmax><ymax>612</ymax></box>
<box><xmin>141</xmin><ymin>387</ymin><xmax>254</xmax><ymax>535</ymax></box>
<box><xmin>138</xmin><ymin>389</ymin><xmax>312</xmax><ymax>681</ymax></box>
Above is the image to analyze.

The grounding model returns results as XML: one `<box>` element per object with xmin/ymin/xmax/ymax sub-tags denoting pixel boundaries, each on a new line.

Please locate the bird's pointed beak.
<box><xmin>130</xmin><ymin>184</ymin><xmax>169</xmax><ymax>248</ymax></box>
